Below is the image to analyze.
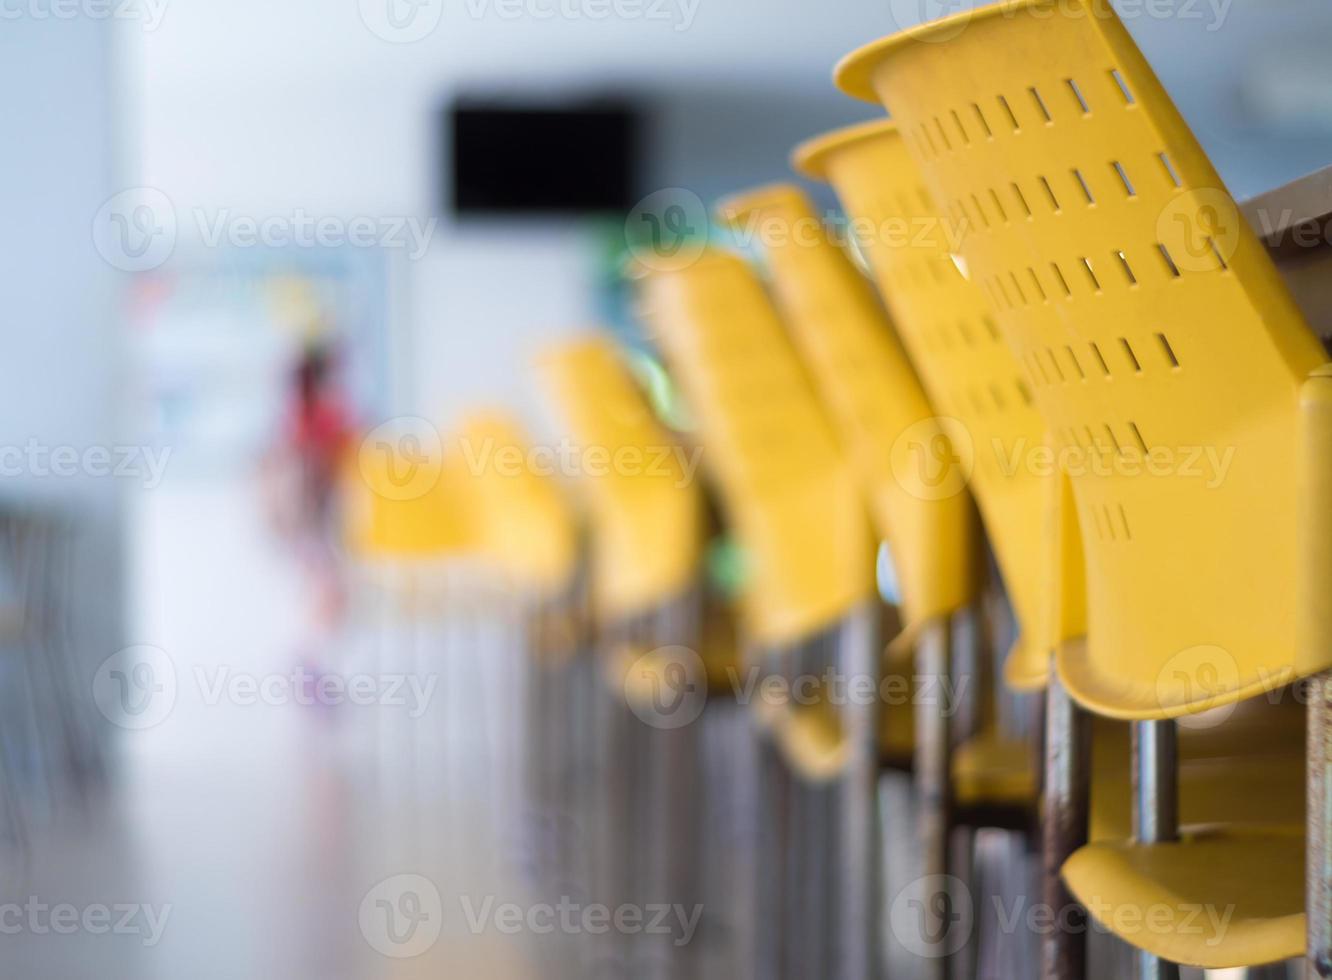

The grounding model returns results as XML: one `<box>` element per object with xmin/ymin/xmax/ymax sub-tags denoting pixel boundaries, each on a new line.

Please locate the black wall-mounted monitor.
<box><xmin>447</xmin><ymin>98</ymin><xmax>643</xmax><ymax>216</ymax></box>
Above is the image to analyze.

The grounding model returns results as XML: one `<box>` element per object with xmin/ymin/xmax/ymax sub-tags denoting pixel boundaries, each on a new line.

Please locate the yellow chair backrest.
<box><xmin>637</xmin><ymin>250</ymin><xmax>875</xmax><ymax>647</ymax></box>
<box><xmin>453</xmin><ymin>411</ymin><xmax>579</xmax><ymax>597</ymax></box>
<box><xmin>837</xmin><ymin>0</ymin><xmax>1328</xmax><ymax>719</ymax></box>
<box><xmin>345</xmin><ymin>434</ymin><xmax>472</xmax><ymax>559</ymax></box>
<box><xmin>718</xmin><ymin>183</ymin><xmax>979</xmax><ymax>634</ymax></box>
<box><xmin>538</xmin><ymin>336</ymin><xmax>704</xmax><ymax>621</ymax></box>
<box><xmin>793</xmin><ymin>121</ymin><xmax>1065</xmax><ymax>691</ymax></box>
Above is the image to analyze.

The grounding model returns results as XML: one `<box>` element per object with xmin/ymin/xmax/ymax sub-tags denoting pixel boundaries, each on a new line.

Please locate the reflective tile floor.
<box><xmin>0</xmin><ymin>478</ymin><xmax>541</xmax><ymax>979</ymax></box>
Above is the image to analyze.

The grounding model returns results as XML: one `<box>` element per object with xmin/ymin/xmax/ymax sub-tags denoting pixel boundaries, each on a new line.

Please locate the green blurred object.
<box><xmin>707</xmin><ymin>536</ymin><xmax>749</xmax><ymax>599</ymax></box>
<box><xmin>625</xmin><ymin>349</ymin><xmax>693</xmax><ymax>433</ymax></box>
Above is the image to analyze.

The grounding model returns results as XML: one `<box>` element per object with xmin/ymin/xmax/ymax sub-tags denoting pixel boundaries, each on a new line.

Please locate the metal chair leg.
<box><xmin>794</xmin><ymin>636</ymin><xmax>826</xmax><ymax>978</ymax></box>
<box><xmin>949</xmin><ymin>825</ymin><xmax>979</xmax><ymax>980</ymax></box>
<box><xmin>916</xmin><ymin>615</ymin><xmax>954</xmax><ymax>978</ymax></box>
<box><xmin>756</xmin><ymin>730</ymin><xmax>790</xmax><ymax>980</ymax></box>
<box><xmin>836</xmin><ymin>607</ymin><xmax>881</xmax><ymax>980</ymax></box>
<box><xmin>1131</xmin><ymin>719</ymin><xmax>1180</xmax><ymax>980</ymax></box>
<box><xmin>1308</xmin><ymin>670</ymin><xmax>1332</xmax><ymax>978</ymax></box>
<box><xmin>1042</xmin><ymin>664</ymin><xmax>1091</xmax><ymax>980</ymax></box>
<box><xmin>785</xmin><ymin>769</ymin><xmax>812</xmax><ymax>978</ymax></box>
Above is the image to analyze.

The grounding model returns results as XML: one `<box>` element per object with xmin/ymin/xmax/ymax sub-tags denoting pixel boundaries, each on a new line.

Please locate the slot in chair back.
<box><xmin>837</xmin><ymin>0</ymin><xmax>1328</xmax><ymax>719</ymax></box>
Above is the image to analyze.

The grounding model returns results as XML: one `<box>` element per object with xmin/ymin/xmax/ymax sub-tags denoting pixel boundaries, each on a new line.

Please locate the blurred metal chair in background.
<box><xmin>449</xmin><ymin>413</ymin><xmax>583</xmax><ymax>912</ymax></box>
<box><xmin>539</xmin><ymin>337</ymin><xmax>716</xmax><ymax>979</ymax></box>
<box><xmin>720</xmin><ymin>182</ymin><xmax>993</xmax><ymax>980</ymax></box>
<box><xmin>343</xmin><ymin>421</ymin><xmax>474</xmax><ymax>807</ymax></box>
<box><xmin>786</xmin><ymin>129</ymin><xmax>1060</xmax><ymax>976</ymax></box>
<box><xmin>343</xmin><ymin>413</ymin><xmax>581</xmax><ymax>965</ymax></box>
<box><xmin>638</xmin><ymin>250</ymin><xmax>878</xmax><ymax>980</ymax></box>
<box><xmin>0</xmin><ymin>506</ymin><xmax>105</xmax><ymax>875</ymax></box>
<box><xmin>838</xmin><ymin>0</ymin><xmax>1329</xmax><ymax>974</ymax></box>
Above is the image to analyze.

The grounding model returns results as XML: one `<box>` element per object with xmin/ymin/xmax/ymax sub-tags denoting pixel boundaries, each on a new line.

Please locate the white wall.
<box><xmin>130</xmin><ymin>0</ymin><xmax>1332</xmax><ymax>434</ymax></box>
<box><xmin>0</xmin><ymin>14</ymin><xmax>125</xmax><ymax>752</ymax></box>
<box><xmin>127</xmin><ymin>0</ymin><xmax>912</xmax><ymax>435</ymax></box>
<box><xmin>1</xmin><ymin>19</ymin><xmax>122</xmax><ymax>474</ymax></box>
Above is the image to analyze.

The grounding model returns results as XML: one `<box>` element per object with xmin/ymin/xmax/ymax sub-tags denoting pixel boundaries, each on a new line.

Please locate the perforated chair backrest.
<box><xmin>794</xmin><ymin>123</ymin><xmax>1069</xmax><ymax>690</ymax></box>
<box><xmin>637</xmin><ymin>250</ymin><xmax>875</xmax><ymax>646</ymax></box>
<box><xmin>718</xmin><ymin>183</ymin><xmax>979</xmax><ymax>634</ymax></box>
<box><xmin>837</xmin><ymin>0</ymin><xmax>1328</xmax><ymax>719</ymax></box>
<box><xmin>538</xmin><ymin>336</ymin><xmax>704</xmax><ymax>621</ymax></box>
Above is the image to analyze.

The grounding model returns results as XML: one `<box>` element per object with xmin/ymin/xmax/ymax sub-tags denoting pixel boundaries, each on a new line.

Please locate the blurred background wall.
<box><xmin>125</xmin><ymin>0</ymin><xmax>1332</xmax><ymax>435</ymax></box>
<box><xmin>0</xmin><ymin>15</ymin><xmax>124</xmax><ymax>781</ymax></box>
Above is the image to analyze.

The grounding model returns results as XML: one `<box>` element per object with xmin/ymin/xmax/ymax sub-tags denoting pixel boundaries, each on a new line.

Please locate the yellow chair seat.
<box><xmin>773</xmin><ymin>698</ymin><xmax>911</xmax><ymax>783</ymax></box>
<box><xmin>767</xmin><ymin>670</ymin><xmax>917</xmax><ymax>781</ymax></box>
<box><xmin>1062</xmin><ymin>826</ymin><xmax>1305</xmax><ymax>968</ymax></box>
<box><xmin>952</xmin><ymin>730</ymin><xmax>1037</xmax><ymax>808</ymax></box>
<box><xmin>778</xmin><ymin>702</ymin><xmax>851</xmax><ymax>783</ymax></box>
<box><xmin>1057</xmin><ymin>636</ymin><xmax>1303</xmax><ymax>723</ymax></box>
<box><xmin>1004</xmin><ymin>635</ymin><xmax>1050</xmax><ymax>691</ymax></box>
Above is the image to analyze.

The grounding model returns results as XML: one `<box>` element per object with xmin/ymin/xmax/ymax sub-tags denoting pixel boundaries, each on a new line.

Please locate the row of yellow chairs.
<box><xmin>629</xmin><ymin>0</ymin><xmax>1327</xmax><ymax>977</ymax></box>
<box><xmin>344</xmin><ymin>3</ymin><xmax>1330</xmax><ymax>976</ymax></box>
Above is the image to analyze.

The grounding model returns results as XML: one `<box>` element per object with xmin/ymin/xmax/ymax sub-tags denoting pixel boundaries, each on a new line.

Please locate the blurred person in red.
<box><xmin>268</xmin><ymin>335</ymin><xmax>357</xmax><ymax>652</ymax></box>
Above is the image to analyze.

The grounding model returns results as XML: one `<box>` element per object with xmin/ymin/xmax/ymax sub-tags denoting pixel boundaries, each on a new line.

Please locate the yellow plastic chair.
<box><xmin>788</xmin><ymin>128</ymin><xmax>1061</xmax><ymax>695</ymax></box>
<box><xmin>538</xmin><ymin>336</ymin><xmax>715</xmax><ymax>973</ymax></box>
<box><xmin>724</xmin><ymin>179</ymin><xmax>1043</xmax><ymax>702</ymax></box>
<box><xmin>341</xmin><ymin>435</ymin><xmax>467</xmax><ymax>847</ymax></box>
<box><xmin>436</xmin><ymin>412</ymin><xmax>589</xmax><ymax>975</ymax></box>
<box><xmin>345</xmin><ymin>436</ymin><xmax>472</xmax><ymax>565</ymax></box>
<box><xmin>718</xmin><ymin>180</ymin><xmax>1019</xmax><ymax>972</ymax></box>
<box><xmin>718</xmin><ymin>185</ymin><xmax>980</xmax><ymax>637</ymax></box>
<box><xmin>639</xmin><ymin>252</ymin><xmax>873</xmax><ymax>648</ymax></box>
<box><xmin>788</xmin><ymin>125</ymin><xmax>1064</xmax><ymax>878</ymax></box>
<box><xmin>837</xmin><ymin>0</ymin><xmax>1329</xmax><ymax>973</ymax></box>
<box><xmin>537</xmin><ymin>337</ymin><xmax>703</xmax><ymax>628</ymax></box>
<box><xmin>795</xmin><ymin>111</ymin><xmax>1306</xmax><ymax>850</ymax></box>
<box><xmin>638</xmin><ymin>250</ymin><xmax>878</xmax><ymax>980</ymax></box>
<box><xmin>452</xmin><ymin>411</ymin><xmax>580</xmax><ymax>604</ymax></box>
